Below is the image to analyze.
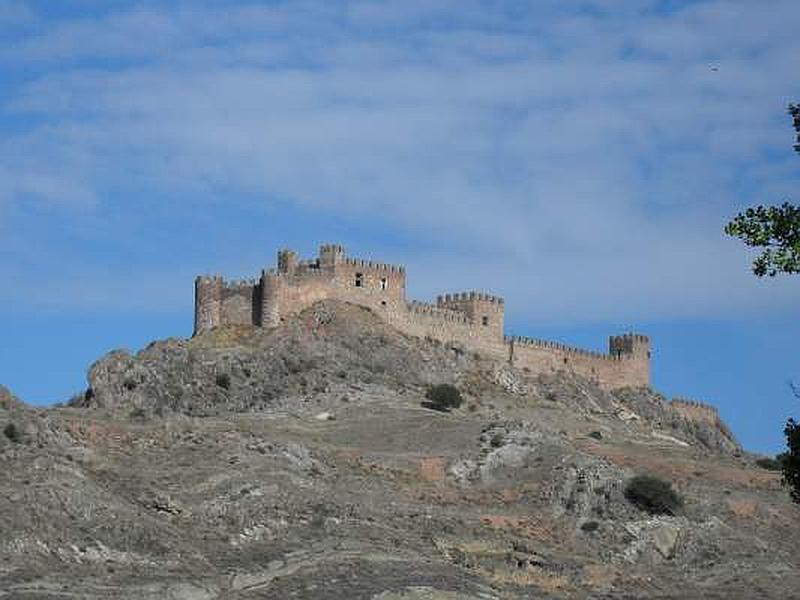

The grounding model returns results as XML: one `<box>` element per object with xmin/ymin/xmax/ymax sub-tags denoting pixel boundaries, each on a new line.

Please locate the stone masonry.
<box><xmin>195</xmin><ymin>244</ymin><xmax>651</xmax><ymax>390</ymax></box>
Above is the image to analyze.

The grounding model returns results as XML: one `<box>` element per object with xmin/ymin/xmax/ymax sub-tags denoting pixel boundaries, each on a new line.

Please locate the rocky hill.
<box><xmin>1</xmin><ymin>301</ymin><xmax>797</xmax><ymax>599</ymax></box>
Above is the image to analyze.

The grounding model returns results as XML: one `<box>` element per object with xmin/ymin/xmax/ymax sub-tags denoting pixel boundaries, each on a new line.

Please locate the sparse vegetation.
<box><xmin>423</xmin><ymin>384</ymin><xmax>463</xmax><ymax>412</ymax></box>
<box><xmin>489</xmin><ymin>432</ymin><xmax>505</xmax><ymax>448</ymax></box>
<box><xmin>129</xmin><ymin>407</ymin><xmax>147</xmax><ymax>421</ymax></box>
<box><xmin>625</xmin><ymin>474</ymin><xmax>684</xmax><ymax>515</ymax></box>
<box><xmin>755</xmin><ymin>455</ymin><xmax>785</xmax><ymax>471</ymax></box>
<box><xmin>3</xmin><ymin>422</ymin><xmax>21</xmax><ymax>443</ymax></box>
<box><xmin>580</xmin><ymin>520</ymin><xmax>600</xmax><ymax>533</ymax></box>
<box><xmin>783</xmin><ymin>418</ymin><xmax>800</xmax><ymax>504</ymax></box>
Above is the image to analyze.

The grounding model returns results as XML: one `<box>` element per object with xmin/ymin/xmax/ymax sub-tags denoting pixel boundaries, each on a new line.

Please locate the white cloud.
<box><xmin>0</xmin><ymin>0</ymin><xmax>799</xmax><ymax>321</ymax></box>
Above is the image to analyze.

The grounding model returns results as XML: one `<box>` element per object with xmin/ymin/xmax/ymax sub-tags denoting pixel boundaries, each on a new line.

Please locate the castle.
<box><xmin>194</xmin><ymin>244</ymin><xmax>651</xmax><ymax>390</ymax></box>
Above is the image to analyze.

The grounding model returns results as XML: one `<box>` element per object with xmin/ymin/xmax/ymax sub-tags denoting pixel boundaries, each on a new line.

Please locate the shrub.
<box><xmin>423</xmin><ymin>384</ymin><xmax>463</xmax><ymax>412</ymax></box>
<box><xmin>129</xmin><ymin>407</ymin><xmax>147</xmax><ymax>421</ymax></box>
<box><xmin>3</xmin><ymin>422</ymin><xmax>21</xmax><ymax>443</ymax></box>
<box><xmin>624</xmin><ymin>474</ymin><xmax>684</xmax><ymax>515</ymax></box>
<box><xmin>784</xmin><ymin>418</ymin><xmax>800</xmax><ymax>504</ymax></box>
<box><xmin>215</xmin><ymin>373</ymin><xmax>231</xmax><ymax>389</ymax></box>
<box><xmin>489</xmin><ymin>432</ymin><xmax>505</xmax><ymax>448</ymax></box>
<box><xmin>755</xmin><ymin>455</ymin><xmax>785</xmax><ymax>471</ymax></box>
<box><xmin>580</xmin><ymin>520</ymin><xmax>600</xmax><ymax>533</ymax></box>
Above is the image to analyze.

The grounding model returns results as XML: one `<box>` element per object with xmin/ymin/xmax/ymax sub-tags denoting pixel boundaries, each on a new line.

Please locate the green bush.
<box><xmin>423</xmin><ymin>384</ymin><xmax>463</xmax><ymax>412</ymax></box>
<box><xmin>624</xmin><ymin>474</ymin><xmax>684</xmax><ymax>515</ymax></box>
<box><xmin>755</xmin><ymin>455</ymin><xmax>785</xmax><ymax>471</ymax></box>
<box><xmin>3</xmin><ymin>422</ymin><xmax>21</xmax><ymax>443</ymax></box>
<box><xmin>784</xmin><ymin>418</ymin><xmax>800</xmax><ymax>504</ymax></box>
<box><xmin>580</xmin><ymin>520</ymin><xmax>600</xmax><ymax>533</ymax></box>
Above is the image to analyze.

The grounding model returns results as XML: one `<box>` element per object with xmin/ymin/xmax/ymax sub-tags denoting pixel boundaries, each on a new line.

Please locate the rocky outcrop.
<box><xmin>612</xmin><ymin>387</ymin><xmax>740</xmax><ymax>454</ymax></box>
<box><xmin>78</xmin><ymin>302</ymin><xmax>475</xmax><ymax>418</ymax></box>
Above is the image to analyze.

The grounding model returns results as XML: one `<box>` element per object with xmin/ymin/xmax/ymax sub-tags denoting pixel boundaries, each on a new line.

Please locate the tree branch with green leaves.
<box><xmin>725</xmin><ymin>104</ymin><xmax>800</xmax><ymax>277</ymax></box>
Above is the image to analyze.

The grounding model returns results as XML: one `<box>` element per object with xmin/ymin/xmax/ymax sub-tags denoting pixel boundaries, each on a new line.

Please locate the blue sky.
<box><xmin>0</xmin><ymin>0</ymin><xmax>798</xmax><ymax>454</ymax></box>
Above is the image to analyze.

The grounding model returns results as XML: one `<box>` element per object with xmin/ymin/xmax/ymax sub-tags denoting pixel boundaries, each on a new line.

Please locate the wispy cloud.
<box><xmin>0</xmin><ymin>1</ymin><xmax>798</xmax><ymax>323</ymax></box>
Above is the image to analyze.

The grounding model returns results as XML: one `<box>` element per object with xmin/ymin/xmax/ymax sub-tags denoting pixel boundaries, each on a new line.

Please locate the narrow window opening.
<box><xmin>355</xmin><ymin>272</ymin><xmax>364</xmax><ymax>287</ymax></box>
<box><xmin>481</xmin><ymin>316</ymin><xmax>489</xmax><ymax>326</ymax></box>
<box><xmin>563</xmin><ymin>357</ymin><xmax>568</xmax><ymax>364</ymax></box>
<box><xmin>379</xmin><ymin>277</ymin><xmax>388</xmax><ymax>290</ymax></box>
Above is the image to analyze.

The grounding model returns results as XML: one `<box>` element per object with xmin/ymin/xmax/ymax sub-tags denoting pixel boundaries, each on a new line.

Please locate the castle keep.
<box><xmin>195</xmin><ymin>244</ymin><xmax>651</xmax><ymax>390</ymax></box>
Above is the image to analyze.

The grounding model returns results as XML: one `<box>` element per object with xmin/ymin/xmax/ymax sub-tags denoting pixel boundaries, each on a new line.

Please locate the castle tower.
<box><xmin>609</xmin><ymin>333</ymin><xmax>650</xmax><ymax>386</ymax></box>
<box><xmin>609</xmin><ymin>333</ymin><xmax>650</xmax><ymax>358</ymax></box>
<box><xmin>277</xmin><ymin>249</ymin><xmax>298</xmax><ymax>275</ymax></box>
<box><xmin>194</xmin><ymin>276</ymin><xmax>223</xmax><ymax>335</ymax></box>
<box><xmin>319</xmin><ymin>243</ymin><xmax>345</xmax><ymax>269</ymax></box>
<box><xmin>437</xmin><ymin>291</ymin><xmax>505</xmax><ymax>342</ymax></box>
<box><xmin>260</xmin><ymin>269</ymin><xmax>283</xmax><ymax>327</ymax></box>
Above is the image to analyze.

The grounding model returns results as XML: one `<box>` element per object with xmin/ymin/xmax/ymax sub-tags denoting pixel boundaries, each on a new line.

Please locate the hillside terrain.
<box><xmin>1</xmin><ymin>301</ymin><xmax>797</xmax><ymax>599</ymax></box>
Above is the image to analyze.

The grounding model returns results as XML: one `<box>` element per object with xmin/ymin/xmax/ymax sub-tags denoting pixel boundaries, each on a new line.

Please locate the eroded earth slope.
<box><xmin>1</xmin><ymin>302</ymin><xmax>797</xmax><ymax>599</ymax></box>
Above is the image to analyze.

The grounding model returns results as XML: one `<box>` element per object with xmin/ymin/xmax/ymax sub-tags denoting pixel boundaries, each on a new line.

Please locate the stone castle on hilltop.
<box><xmin>194</xmin><ymin>244</ymin><xmax>651</xmax><ymax>390</ymax></box>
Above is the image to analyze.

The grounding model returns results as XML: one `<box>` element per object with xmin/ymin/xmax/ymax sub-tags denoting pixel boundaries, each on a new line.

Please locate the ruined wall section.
<box><xmin>508</xmin><ymin>333</ymin><xmax>650</xmax><ymax>389</ymax></box>
<box><xmin>257</xmin><ymin>247</ymin><xmax>409</xmax><ymax>328</ymax></box>
<box><xmin>194</xmin><ymin>276</ymin><xmax>223</xmax><ymax>335</ymax></box>
<box><xmin>670</xmin><ymin>397</ymin><xmax>736</xmax><ymax>445</ymax></box>
<box><xmin>220</xmin><ymin>279</ymin><xmax>259</xmax><ymax>326</ymax></box>
<box><xmin>398</xmin><ymin>301</ymin><xmax>507</xmax><ymax>359</ymax></box>
<box><xmin>671</xmin><ymin>398</ymin><xmax>720</xmax><ymax>425</ymax></box>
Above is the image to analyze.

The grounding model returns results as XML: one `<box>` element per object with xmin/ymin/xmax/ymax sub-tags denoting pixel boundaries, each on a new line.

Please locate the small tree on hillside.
<box><xmin>423</xmin><ymin>384</ymin><xmax>463</xmax><ymax>412</ymax></box>
<box><xmin>784</xmin><ymin>418</ymin><xmax>800</xmax><ymax>503</ymax></box>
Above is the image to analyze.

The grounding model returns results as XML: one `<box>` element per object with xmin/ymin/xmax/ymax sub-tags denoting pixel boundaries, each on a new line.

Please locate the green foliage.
<box><xmin>790</xmin><ymin>102</ymin><xmax>800</xmax><ymax>154</ymax></box>
<box><xmin>725</xmin><ymin>202</ymin><xmax>800</xmax><ymax>276</ymax></box>
<box><xmin>783</xmin><ymin>418</ymin><xmax>800</xmax><ymax>504</ymax></box>
<box><xmin>755</xmin><ymin>455</ymin><xmax>785</xmax><ymax>471</ymax></box>
<box><xmin>423</xmin><ymin>384</ymin><xmax>463</xmax><ymax>412</ymax></box>
<box><xmin>129</xmin><ymin>407</ymin><xmax>147</xmax><ymax>421</ymax></box>
<box><xmin>624</xmin><ymin>474</ymin><xmax>684</xmax><ymax>515</ymax></box>
<box><xmin>3</xmin><ymin>422</ymin><xmax>21</xmax><ymax>443</ymax></box>
<box><xmin>580</xmin><ymin>520</ymin><xmax>600</xmax><ymax>533</ymax></box>
<box><xmin>725</xmin><ymin>105</ymin><xmax>800</xmax><ymax>277</ymax></box>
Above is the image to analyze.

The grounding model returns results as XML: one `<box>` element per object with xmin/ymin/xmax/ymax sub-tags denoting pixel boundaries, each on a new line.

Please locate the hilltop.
<box><xmin>0</xmin><ymin>301</ymin><xmax>797</xmax><ymax>599</ymax></box>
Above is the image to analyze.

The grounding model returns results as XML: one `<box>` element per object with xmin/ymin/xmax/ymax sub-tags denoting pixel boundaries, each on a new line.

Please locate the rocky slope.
<box><xmin>1</xmin><ymin>301</ymin><xmax>796</xmax><ymax>599</ymax></box>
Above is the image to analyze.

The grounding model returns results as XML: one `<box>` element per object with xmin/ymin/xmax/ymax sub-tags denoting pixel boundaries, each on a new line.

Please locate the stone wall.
<box><xmin>508</xmin><ymin>336</ymin><xmax>649</xmax><ymax>389</ymax></box>
<box><xmin>670</xmin><ymin>398</ymin><xmax>720</xmax><ymax>425</ymax></box>
<box><xmin>194</xmin><ymin>243</ymin><xmax>651</xmax><ymax>390</ymax></box>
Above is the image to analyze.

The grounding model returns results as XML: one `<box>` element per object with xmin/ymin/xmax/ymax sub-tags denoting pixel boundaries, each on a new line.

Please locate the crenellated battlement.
<box><xmin>506</xmin><ymin>335</ymin><xmax>619</xmax><ymax>361</ymax></box>
<box><xmin>671</xmin><ymin>397</ymin><xmax>720</xmax><ymax>421</ymax></box>
<box><xmin>342</xmin><ymin>257</ymin><xmax>405</xmax><ymax>272</ymax></box>
<box><xmin>193</xmin><ymin>242</ymin><xmax>652</xmax><ymax>390</ymax></box>
<box><xmin>437</xmin><ymin>291</ymin><xmax>504</xmax><ymax>305</ymax></box>
<box><xmin>408</xmin><ymin>301</ymin><xmax>470</xmax><ymax>323</ymax></box>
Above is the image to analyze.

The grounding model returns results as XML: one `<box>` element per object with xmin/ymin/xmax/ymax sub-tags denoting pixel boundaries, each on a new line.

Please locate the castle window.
<box><xmin>355</xmin><ymin>272</ymin><xmax>364</xmax><ymax>287</ymax></box>
<box><xmin>482</xmin><ymin>316</ymin><xmax>489</xmax><ymax>326</ymax></box>
<box><xmin>380</xmin><ymin>277</ymin><xmax>388</xmax><ymax>290</ymax></box>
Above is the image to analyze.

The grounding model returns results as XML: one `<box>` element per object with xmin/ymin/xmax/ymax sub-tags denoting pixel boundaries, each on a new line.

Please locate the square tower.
<box><xmin>437</xmin><ymin>291</ymin><xmax>505</xmax><ymax>341</ymax></box>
